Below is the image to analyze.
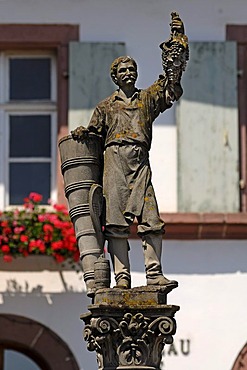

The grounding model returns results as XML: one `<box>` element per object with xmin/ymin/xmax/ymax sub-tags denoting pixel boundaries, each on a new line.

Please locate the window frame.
<box><xmin>0</xmin><ymin>51</ymin><xmax>57</xmax><ymax>208</ymax></box>
<box><xmin>0</xmin><ymin>24</ymin><xmax>79</xmax><ymax>208</ymax></box>
<box><xmin>4</xmin><ymin>111</ymin><xmax>57</xmax><ymax>207</ymax></box>
<box><xmin>226</xmin><ymin>25</ymin><xmax>247</xmax><ymax>212</ymax></box>
<box><xmin>5</xmin><ymin>51</ymin><xmax>57</xmax><ymax>103</ymax></box>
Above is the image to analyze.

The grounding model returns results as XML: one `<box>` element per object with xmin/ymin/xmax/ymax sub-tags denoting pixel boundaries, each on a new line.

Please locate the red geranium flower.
<box><xmin>1</xmin><ymin>245</ymin><xmax>10</xmax><ymax>253</ymax></box>
<box><xmin>29</xmin><ymin>192</ymin><xmax>43</xmax><ymax>203</ymax></box>
<box><xmin>53</xmin><ymin>204</ymin><xmax>67</xmax><ymax>212</ymax></box>
<box><xmin>43</xmin><ymin>224</ymin><xmax>54</xmax><ymax>233</ymax></box>
<box><xmin>20</xmin><ymin>235</ymin><xmax>29</xmax><ymax>243</ymax></box>
<box><xmin>3</xmin><ymin>227</ymin><xmax>12</xmax><ymax>235</ymax></box>
<box><xmin>14</xmin><ymin>226</ymin><xmax>25</xmax><ymax>234</ymax></box>
<box><xmin>29</xmin><ymin>239</ymin><xmax>46</xmax><ymax>253</ymax></box>
<box><xmin>3</xmin><ymin>255</ymin><xmax>13</xmax><ymax>262</ymax></box>
<box><xmin>54</xmin><ymin>254</ymin><xmax>65</xmax><ymax>263</ymax></box>
<box><xmin>51</xmin><ymin>240</ymin><xmax>64</xmax><ymax>250</ymax></box>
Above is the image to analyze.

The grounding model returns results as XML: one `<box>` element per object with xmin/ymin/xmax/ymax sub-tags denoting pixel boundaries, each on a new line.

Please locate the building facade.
<box><xmin>0</xmin><ymin>0</ymin><xmax>247</xmax><ymax>369</ymax></box>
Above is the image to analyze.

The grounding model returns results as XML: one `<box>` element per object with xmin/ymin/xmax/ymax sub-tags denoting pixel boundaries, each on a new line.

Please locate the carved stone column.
<box><xmin>81</xmin><ymin>285</ymin><xmax>179</xmax><ymax>370</ymax></box>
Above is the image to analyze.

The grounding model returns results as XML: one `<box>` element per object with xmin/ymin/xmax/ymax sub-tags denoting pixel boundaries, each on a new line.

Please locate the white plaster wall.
<box><xmin>126</xmin><ymin>239</ymin><xmax>247</xmax><ymax>370</ymax></box>
<box><xmin>149</xmin><ymin>124</ymin><xmax>177</xmax><ymax>212</ymax></box>
<box><xmin>0</xmin><ymin>0</ymin><xmax>246</xmax><ymax>211</ymax></box>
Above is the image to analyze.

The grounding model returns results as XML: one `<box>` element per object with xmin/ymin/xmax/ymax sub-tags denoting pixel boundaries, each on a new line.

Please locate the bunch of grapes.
<box><xmin>161</xmin><ymin>36</ymin><xmax>189</xmax><ymax>85</ymax></box>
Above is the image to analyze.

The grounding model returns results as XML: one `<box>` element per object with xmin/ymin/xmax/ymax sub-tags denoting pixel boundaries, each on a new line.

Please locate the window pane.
<box><xmin>9</xmin><ymin>115</ymin><xmax>51</xmax><ymax>157</ymax></box>
<box><xmin>9</xmin><ymin>58</ymin><xmax>51</xmax><ymax>100</ymax></box>
<box><xmin>4</xmin><ymin>350</ymin><xmax>41</xmax><ymax>370</ymax></box>
<box><xmin>9</xmin><ymin>163</ymin><xmax>50</xmax><ymax>204</ymax></box>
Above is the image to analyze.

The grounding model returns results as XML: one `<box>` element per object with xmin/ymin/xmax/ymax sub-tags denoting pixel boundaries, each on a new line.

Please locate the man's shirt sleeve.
<box><xmin>146</xmin><ymin>75</ymin><xmax>183</xmax><ymax>119</ymax></box>
<box><xmin>87</xmin><ymin>104</ymin><xmax>106</xmax><ymax>138</ymax></box>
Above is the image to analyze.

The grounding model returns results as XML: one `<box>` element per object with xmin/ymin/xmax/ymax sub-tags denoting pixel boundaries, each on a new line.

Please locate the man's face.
<box><xmin>115</xmin><ymin>61</ymin><xmax>137</xmax><ymax>88</ymax></box>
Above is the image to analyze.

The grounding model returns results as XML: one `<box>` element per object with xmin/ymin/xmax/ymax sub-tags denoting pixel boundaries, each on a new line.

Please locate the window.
<box><xmin>2</xmin><ymin>350</ymin><xmax>41</xmax><ymax>370</ymax></box>
<box><xmin>0</xmin><ymin>24</ymin><xmax>79</xmax><ymax>208</ymax></box>
<box><xmin>0</xmin><ymin>52</ymin><xmax>57</xmax><ymax>207</ymax></box>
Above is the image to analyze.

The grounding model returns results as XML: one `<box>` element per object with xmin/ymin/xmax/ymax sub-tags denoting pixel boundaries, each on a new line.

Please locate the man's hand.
<box><xmin>71</xmin><ymin>125</ymin><xmax>89</xmax><ymax>142</ymax></box>
<box><xmin>170</xmin><ymin>12</ymin><xmax>185</xmax><ymax>34</ymax></box>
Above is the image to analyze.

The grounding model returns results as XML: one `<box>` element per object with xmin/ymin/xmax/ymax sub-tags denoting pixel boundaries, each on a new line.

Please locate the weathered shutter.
<box><xmin>69</xmin><ymin>42</ymin><xmax>126</xmax><ymax>131</ymax></box>
<box><xmin>177</xmin><ymin>42</ymin><xmax>239</xmax><ymax>212</ymax></box>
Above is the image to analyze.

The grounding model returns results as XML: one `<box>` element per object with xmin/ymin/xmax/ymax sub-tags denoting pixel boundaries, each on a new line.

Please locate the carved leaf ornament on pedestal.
<box><xmin>83</xmin><ymin>312</ymin><xmax>176</xmax><ymax>369</ymax></box>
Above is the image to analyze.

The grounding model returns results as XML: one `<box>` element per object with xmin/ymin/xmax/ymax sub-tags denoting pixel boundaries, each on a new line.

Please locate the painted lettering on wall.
<box><xmin>163</xmin><ymin>339</ymin><xmax>191</xmax><ymax>356</ymax></box>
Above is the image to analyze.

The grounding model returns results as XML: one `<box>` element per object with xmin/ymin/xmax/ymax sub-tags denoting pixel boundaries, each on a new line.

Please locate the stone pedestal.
<box><xmin>81</xmin><ymin>285</ymin><xmax>179</xmax><ymax>370</ymax></box>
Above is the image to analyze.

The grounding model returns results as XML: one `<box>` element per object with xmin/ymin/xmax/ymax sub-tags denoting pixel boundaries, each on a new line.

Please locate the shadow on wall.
<box><xmin>128</xmin><ymin>239</ymin><xmax>247</xmax><ymax>275</ymax></box>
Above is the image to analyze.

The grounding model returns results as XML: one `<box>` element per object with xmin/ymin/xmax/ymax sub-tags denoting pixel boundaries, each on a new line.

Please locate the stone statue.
<box><xmin>63</xmin><ymin>12</ymin><xmax>189</xmax><ymax>296</ymax></box>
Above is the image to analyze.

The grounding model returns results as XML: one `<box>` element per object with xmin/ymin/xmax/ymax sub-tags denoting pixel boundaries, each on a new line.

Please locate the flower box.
<box><xmin>0</xmin><ymin>193</ymin><xmax>79</xmax><ymax>265</ymax></box>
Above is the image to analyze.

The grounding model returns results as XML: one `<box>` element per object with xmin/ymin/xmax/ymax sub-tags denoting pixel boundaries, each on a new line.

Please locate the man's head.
<box><xmin>110</xmin><ymin>56</ymin><xmax>138</xmax><ymax>87</ymax></box>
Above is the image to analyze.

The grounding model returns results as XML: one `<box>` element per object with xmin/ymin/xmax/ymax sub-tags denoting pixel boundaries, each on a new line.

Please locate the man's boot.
<box><xmin>108</xmin><ymin>238</ymin><xmax>131</xmax><ymax>289</ymax></box>
<box><xmin>142</xmin><ymin>233</ymin><xmax>178</xmax><ymax>287</ymax></box>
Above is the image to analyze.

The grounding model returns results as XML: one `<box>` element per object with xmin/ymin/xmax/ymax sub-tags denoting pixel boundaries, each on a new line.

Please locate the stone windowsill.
<box><xmin>130</xmin><ymin>213</ymin><xmax>247</xmax><ymax>239</ymax></box>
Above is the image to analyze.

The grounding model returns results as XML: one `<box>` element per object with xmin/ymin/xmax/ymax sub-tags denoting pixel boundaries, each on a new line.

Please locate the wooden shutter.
<box><xmin>177</xmin><ymin>42</ymin><xmax>239</xmax><ymax>212</ymax></box>
<box><xmin>69</xmin><ymin>42</ymin><xmax>126</xmax><ymax>131</ymax></box>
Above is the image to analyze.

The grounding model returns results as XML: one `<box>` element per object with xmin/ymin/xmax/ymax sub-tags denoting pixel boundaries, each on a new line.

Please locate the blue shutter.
<box><xmin>69</xmin><ymin>42</ymin><xmax>126</xmax><ymax>131</ymax></box>
<box><xmin>177</xmin><ymin>42</ymin><xmax>239</xmax><ymax>212</ymax></box>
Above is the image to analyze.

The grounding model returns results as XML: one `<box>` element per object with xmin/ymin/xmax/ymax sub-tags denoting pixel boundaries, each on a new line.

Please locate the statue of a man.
<box><xmin>72</xmin><ymin>13</ymin><xmax>187</xmax><ymax>290</ymax></box>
